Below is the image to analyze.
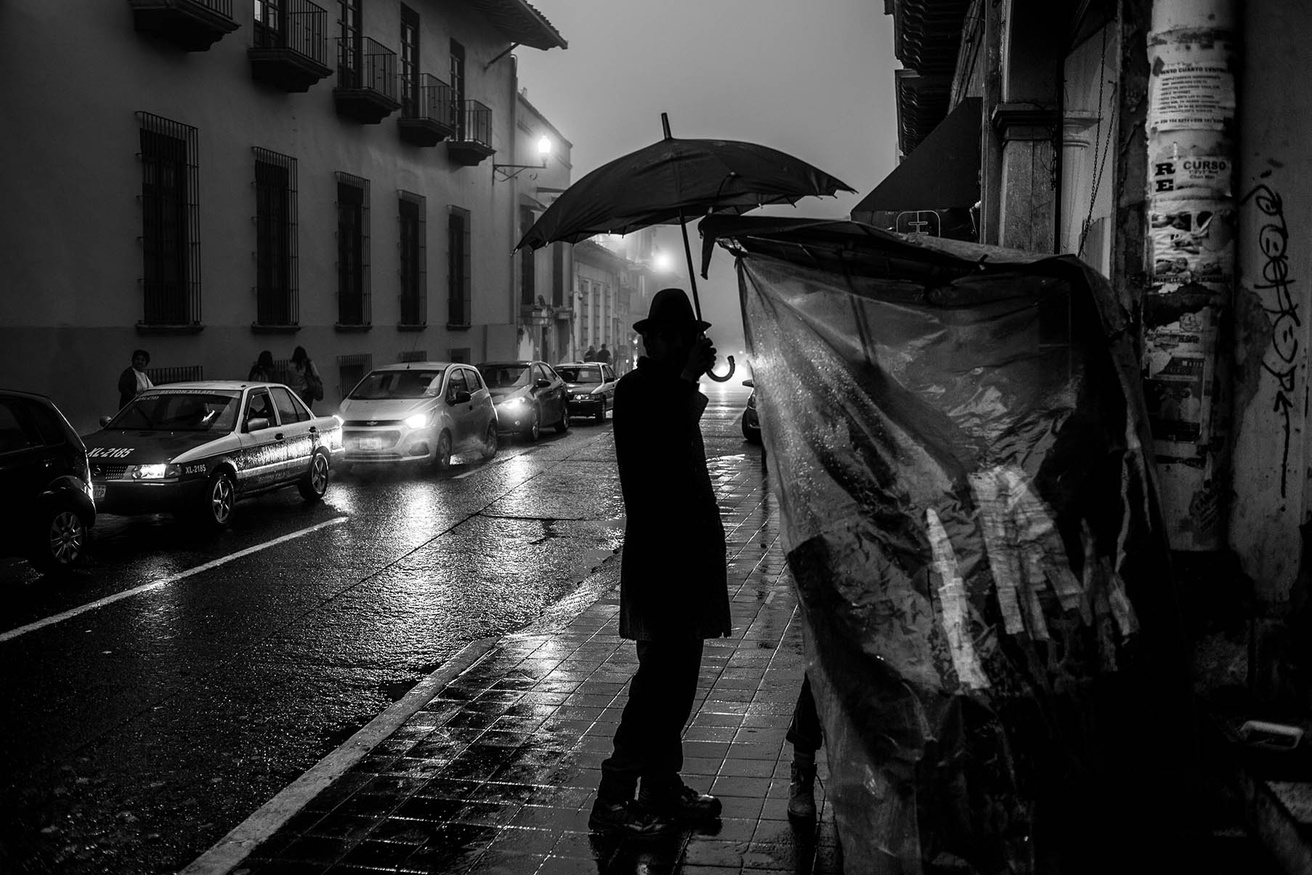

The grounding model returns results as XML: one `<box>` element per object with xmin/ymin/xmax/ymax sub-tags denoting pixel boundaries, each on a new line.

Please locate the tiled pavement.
<box><xmin>224</xmin><ymin>453</ymin><xmax>842</xmax><ymax>875</ymax></box>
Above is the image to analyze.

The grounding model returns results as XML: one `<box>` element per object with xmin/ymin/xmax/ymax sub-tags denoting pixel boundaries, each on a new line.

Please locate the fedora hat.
<box><xmin>633</xmin><ymin>287</ymin><xmax>711</xmax><ymax>334</ymax></box>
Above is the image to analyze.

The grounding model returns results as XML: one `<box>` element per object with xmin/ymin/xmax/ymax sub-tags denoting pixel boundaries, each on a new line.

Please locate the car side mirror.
<box><xmin>246</xmin><ymin>417</ymin><xmax>270</xmax><ymax>432</ymax></box>
<box><xmin>452</xmin><ymin>390</ymin><xmax>472</xmax><ymax>405</ymax></box>
<box><xmin>99</xmin><ymin>415</ymin><xmax>112</xmax><ymax>427</ymax></box>
<box><xmin>535</xmin><ymin>379</ymin><xmax>551</xmax><ymax>389</ymax></box>
<box><xmin>742</xmin><ymin>379</ymin><xmax>755</xmax><ymax>388</ymax></box>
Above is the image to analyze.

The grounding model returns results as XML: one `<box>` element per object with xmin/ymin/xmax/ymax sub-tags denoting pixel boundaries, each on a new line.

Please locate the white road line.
<box><xmin>180</xmin><ymin>637</ymin><xmax>499</xmax><ymax>875</ymax></box>
<box><xmin>0</xmin><ymin>517</ymin><xmax>349</xmax><ymax>644</ymax></box>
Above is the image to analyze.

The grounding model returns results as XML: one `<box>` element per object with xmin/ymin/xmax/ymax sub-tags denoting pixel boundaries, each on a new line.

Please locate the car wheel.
<box><xmin>298</xmin><ymin>451</ymin><xmax>330</xmax><ymax>501</ymax></box>
<box><xmin>432</xmin><ymin>431</ymin><xmax>453</xmax><ymax>471</ymax></box>
<box><xmin>31</xmin><ymin>506</ymin><xmax>88</xmax><ymax>572</ymax></box>
<box><xmin>595</xmin><ymin>400</ymin><xmax>606</xmax><ymax>423</ymax></box>
<box><xmin>481</xmin><ymin>423</ymin><xmax>498</xmax><ymax>460</ymax></box>
<box><xmin>555</xmin><ymin>405</ymin><xmax>570</xmax><ymax>434</ymax></box>
<box><xmin>202</xmin><ymin>471</ymin><xmax>236</xmax><ymax>530</ymax></box>
<box><xmin>524</xmin><ymin>409</ymin><xmax>540</xmax><ymax>442</ymax></box>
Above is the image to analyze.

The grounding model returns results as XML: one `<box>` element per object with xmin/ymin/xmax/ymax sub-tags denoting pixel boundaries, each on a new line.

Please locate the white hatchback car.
<box><xmin>339</xmin><ymin>362</ymin><xmax>497</xmax><ymax>470</ymax></box>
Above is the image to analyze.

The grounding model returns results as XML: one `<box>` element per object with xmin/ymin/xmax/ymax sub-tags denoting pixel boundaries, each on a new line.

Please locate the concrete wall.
<box><xmin>1230</xmin><ymin>0</ymin><xmax>1312</xmax><ymax>601</ymax></box>
<box><xmin>0</xmin><ymin>1</ymin><xmax>539</xmax><ymax>432</ymax></box>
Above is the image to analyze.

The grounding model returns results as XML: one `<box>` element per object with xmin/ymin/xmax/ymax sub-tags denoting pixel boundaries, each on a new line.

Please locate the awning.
<box><xmin>853</xmin><ymin>96</ymin><xmax>981</xmax><ymax>219</ymax></box>
<box><xmin>462</xmin><ymin>0</ymin><xmax>567</xmax><ymax>50</ymax></box>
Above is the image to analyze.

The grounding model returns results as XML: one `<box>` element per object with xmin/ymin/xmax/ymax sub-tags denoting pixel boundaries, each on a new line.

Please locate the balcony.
<box><xmin>334</xmin><ymin>37</ymin><xmax>402</xmax><ymax>124</ymax></box>
<box><xmin>398</xmin><ymin>74</ymin><xmax>458</xmax><ymax>147</ymax></box>
<box><xmin>248</xmin><ymin>0</ymin><xmax>332</xmax><ymax>93</ymax></box>
<box><xmin>128</xmin><ymin>0</ymin><xmax>239</xmax><ymax>51</ymax></box>
<box><xmin>447</xmin><ymin>100</ymin><xmax>494</xmax><ymax>166</ymax></box>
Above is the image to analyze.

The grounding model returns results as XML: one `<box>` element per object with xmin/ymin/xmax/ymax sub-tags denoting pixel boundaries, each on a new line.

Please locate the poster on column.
<box><xmin>1147</xmin><ymin>38</ymin><xmax>1234</xmax><ymax>132</ymax></box>
<box><xmin>1149</xmin><ymin>201</ymin><xmax>1235</xmax><ymax>285</ymax></box>
<box><xmin>1142</xmin><ymin>313</ymin><xmax>1215</xmax><ymax>461</ymax></box>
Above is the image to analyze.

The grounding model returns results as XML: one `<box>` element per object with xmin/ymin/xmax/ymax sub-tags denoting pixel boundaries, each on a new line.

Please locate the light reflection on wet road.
<box><xmin>0</xmin><ymin>381</ymin><xmax>756</xmax><ymax>875</ymax></box>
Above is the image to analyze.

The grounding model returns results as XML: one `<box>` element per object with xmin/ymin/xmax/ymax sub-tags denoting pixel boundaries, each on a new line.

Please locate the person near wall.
<box><xmin>588</xmin><ymin>288</ymin><xmax>731</xmax><ymax>837</ymax></box>
<box><xmin>289</xmin><ymin>346</ymin><xmax>323</xmax><ymax>410</ymax></box>
<box><xmin>117</xmin><ymin>348</ymin><xmax>153</xmax><ymax>411</ymax></box>
<box><xmin>597</xmin><ymin>343</ymin><xmax>613</xmax><ymax>365</ymax></box>
<box><xmin>248</xmin><ymin>350</ymin><xmax>274</xmax><ymax>383</ymax></box>
<box><xmin>583</xmin><ymin>345</ymin><xmax>598</xmax><ymax>362</ymax></box>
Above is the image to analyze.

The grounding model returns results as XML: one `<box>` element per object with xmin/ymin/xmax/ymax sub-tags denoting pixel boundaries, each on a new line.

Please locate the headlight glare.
<box><xmin>134</xmin><ymin>463</ymin><xmax>170</xmax><ymax>479</ymax></box>
<box><xmin>404</xmin><ymin>411</ymin><xmax>431</xmax><ymax>429</ymax></box>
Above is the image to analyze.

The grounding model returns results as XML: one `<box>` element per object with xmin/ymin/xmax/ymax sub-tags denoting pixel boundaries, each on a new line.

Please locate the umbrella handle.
<box><xmin>706</xmin><ymin>354</ymin><xmax>736</xmax><ymax>383</ymax></box>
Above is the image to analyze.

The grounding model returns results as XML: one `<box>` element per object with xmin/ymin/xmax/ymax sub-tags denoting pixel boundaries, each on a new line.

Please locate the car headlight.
<box><xmin>404</xmin><ymin>411</ymin><xmax>432</xmax><ymax>429</ymax></box>
<box><xmin>132</xmin><ymin>463</ymin><xmax>179</xmax><ymax>480</ymax></box>
<box><xmin>501</xmin><ymin>397</ymin><xmax>525</xmax><ymax>408</ymax></box>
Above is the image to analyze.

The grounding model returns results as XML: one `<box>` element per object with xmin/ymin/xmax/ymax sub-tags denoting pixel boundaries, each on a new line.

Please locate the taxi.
<box><xmin>84</xmin><ymin>381</ymin><xmax>343</xmax><ymax>529</ymax></box>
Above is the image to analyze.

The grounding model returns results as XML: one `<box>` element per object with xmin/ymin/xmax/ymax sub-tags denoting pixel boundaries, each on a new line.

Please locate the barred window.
<box><xmin>447</xmin><ymin>206</ymin><xmax>471</xmax><ymax>328</ymax></box>
<box><xmin>146</xmin><ymin>364</ymin><xmax>204</xmax><ymax>385</ymax></box>
<box><xmin>253</xmin><ymin>147</ymin><xmax>298</xmax><ymax>325</ymax></box>
<box><xmin>399</xmin><ymin>5</ymin><xmax>419</xmax><ymax>116</ymax></box>
<box><xmin>337</xmin><ymin>352</ymin><xmax>372</xmax><ymax>398</ymax></box>
<box><xmin>335</xmin><ymin>172</ymin><xmax>370</xmax><ymax>326</ymax></box>
<box><xmin>399</xmin><ymin>191</ymin><xmax>426</xmax><ymax>326</ymax></box>
<box><xmin>137</xmin><ymin>112</ymin><xmax>201</xmax><ymax>326</ymax></box>
<box><xmin>519</xmin><ymin>205</ymin><xmax>537</xmax><ymax>307</ymax></box>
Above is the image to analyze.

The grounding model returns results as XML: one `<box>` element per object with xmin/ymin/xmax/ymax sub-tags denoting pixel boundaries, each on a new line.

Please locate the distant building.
<box><xmin>511</xmin><ymin>88</ymin><xmax>573</xmax><ymax>364</ymax></box>
<box><xmin>571</xmin><ymin>231</ymin><xmax>658</xmax><ymax>372</ymax></box>
<box><xmin>0</xmin><ymin>0</ymin><xmax>565</xmax><ymax>430</ymax></box>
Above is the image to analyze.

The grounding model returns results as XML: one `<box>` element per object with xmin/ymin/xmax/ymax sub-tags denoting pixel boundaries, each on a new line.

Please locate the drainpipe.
<box><xmin>1142</xmin><ymin>0</ymin><xmax>1237</xmax><ymax>551</ymax></box>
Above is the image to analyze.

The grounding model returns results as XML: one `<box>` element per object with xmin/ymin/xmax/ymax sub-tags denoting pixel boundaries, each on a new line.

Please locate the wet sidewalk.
<box><xmin>206</xmin><ymin>452</ymin><xmax>841</xmax><ymax>875</ymax></box>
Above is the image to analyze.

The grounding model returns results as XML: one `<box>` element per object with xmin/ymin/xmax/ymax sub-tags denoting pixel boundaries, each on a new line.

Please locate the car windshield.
<box><xmin>108</xmin><ymin>391</ymin><xmax>239</xmax><ymax>432</ymax></box>
<box><xmin>349</xmin><ymin>370</ymin><xmax>442</xmax><ymax>400</ymax></box>
<box><xmin>558</xmin><ymin>366</ymin><xmax>603</xmax><ymax>384</ymax></box>
<box><xmin>478</xmin><ymin>364</ymin><xmax>531</xmax><ymax>391</ymax></box>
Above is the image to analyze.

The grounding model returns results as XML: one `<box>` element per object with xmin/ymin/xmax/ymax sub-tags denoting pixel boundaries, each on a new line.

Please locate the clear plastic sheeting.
<box><xmin>707</xmin><ymin>218</ymin><xmax>1190</xmax><ymax>875</ymax></box>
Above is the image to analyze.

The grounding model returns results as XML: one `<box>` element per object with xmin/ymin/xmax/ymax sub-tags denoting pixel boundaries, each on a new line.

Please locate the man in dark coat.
<box><xmin>588</xmin><ymin>288</ymin><xmax>731</xmax><ymax>837</ymax></box>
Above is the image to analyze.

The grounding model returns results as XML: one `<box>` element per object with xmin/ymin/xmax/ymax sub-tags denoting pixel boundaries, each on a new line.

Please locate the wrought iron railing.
<box><xmin>194</xmin><ymin>0</ymin><xmax>234</xmax><ymax>15</ymax></box>
<box><xmin>458</xmin><ymin>99</ymin><xmax>491</xmax><ymax>146</ymax></box>
<box><xmin>253</xmin><ymin>0</ymin><xmax>329</xmax><ymax>65</ymax></box>
<box><xmin>404</xmin><ymin>73</ymin><xmax>456</xmax><ymax>128</ymax></box>
<box><xmin>146</xmin><ymin>365</ymin><xmax>204</xmax><ymax>385</ymax></box>
<box><xmin>338</xmin><ymin>36</ymin><xmax>398</xmax><ymax>98</ymax></box>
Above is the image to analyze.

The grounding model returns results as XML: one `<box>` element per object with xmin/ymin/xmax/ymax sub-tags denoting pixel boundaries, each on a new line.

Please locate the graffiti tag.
<box><xmin>1240</xmin><ymin>183</ymin><xmax>1300</xmax><ymax>497</ymax></box>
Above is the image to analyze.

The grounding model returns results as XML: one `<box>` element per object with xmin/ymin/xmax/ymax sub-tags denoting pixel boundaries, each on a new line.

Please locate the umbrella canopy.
<box><xmin>515</xmin><ymin>135</ymin><xmax>855</xmax><ymax>251</ymax></box>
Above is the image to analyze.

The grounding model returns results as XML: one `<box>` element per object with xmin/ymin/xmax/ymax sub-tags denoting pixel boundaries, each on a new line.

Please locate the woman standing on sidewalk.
<box><xmin>588</xmin><ymin>288</ymin><xmax>732</xmax><ymax>838</ymax></box>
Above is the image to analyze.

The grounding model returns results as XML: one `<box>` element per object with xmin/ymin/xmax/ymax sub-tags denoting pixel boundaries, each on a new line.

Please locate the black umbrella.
<box><xmin>516</xmin><ymin>113</ymin><xmax>854</xmax><ymax>380</ymax></box>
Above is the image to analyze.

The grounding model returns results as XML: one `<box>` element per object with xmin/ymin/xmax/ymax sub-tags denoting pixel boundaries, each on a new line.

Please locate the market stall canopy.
<box><xmin>706</xmin><ymin>214</ymin><xmax>1190</xmax><ymax>872</ymax></box>
<box><xmin>851</xmin><ymin>97</ymin><xmax>981</xmax><ymax>239</ymax></box>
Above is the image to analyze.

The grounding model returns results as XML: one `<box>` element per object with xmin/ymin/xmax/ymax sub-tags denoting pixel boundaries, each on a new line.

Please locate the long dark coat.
<box><xmin>614</xmin><ymin>357</ymin><xmax>731</xmax><ymax>640</ymax></box>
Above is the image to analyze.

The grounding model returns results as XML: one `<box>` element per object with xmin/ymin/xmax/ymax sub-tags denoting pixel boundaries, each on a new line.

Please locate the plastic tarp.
<box><xmin>706</xmin><ymin>218</ymin><xmax>1191</xmax><ymax>875</ymax></box>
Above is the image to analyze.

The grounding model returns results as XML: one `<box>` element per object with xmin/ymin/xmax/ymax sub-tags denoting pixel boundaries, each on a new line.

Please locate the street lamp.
<box><xmin>653</xmin><ymin>251</ymin><xmax>674</xmax><ymax>273</ymax></box>
<box><xmin>493</xmin><ymin>136</ymin><xmax>552</xmax><ymax>181</ymax></box>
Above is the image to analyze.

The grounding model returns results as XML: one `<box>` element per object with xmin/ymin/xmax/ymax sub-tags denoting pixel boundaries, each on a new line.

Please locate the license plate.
<box><xmin>93</xmin><ymin>484</ymin><xmax>106</xmax><ymax>502</ymax></box>
<box><xmin>359</xmin><ymin>437</ymin><xmax>383</xmax><ymax>450</ymax></box>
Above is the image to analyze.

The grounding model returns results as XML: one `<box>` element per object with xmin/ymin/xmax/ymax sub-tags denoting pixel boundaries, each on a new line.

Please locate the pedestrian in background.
<box><xmin>597</xmin><ymin>343</ymin><xmax>612</xmax><ymax>365</ymax></box>
<box><xmin>289</xmin><ymin>346</ymin><xmax>323</xmax><ymax>410</ymax></box>
<box><xmin>248</xmin><ymin>350</ymin><xmax>274</xmax><ymax>382</ymax></box>
<box><xmin>583</xmin><ymin>344</ymin><xmax>597</xmax><ymax>362</ymax></box>
<box><xmin>588</xmin><ymin>288</ymin><xmax>730</xmax><ymax>837</ymax></box>
<box><xmin>117</xmin><ymin>348</ymin><xmax>153</xmax><ymax>410</ymax></box>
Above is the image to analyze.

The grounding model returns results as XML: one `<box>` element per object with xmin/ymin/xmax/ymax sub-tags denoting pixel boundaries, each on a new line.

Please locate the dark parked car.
<box><xmin>741</xmin><ymin>379</ymin><xmax>762</xmax><ymax>444</ymax></box>
<box><xmin>556</xmin><ymin>362</ymin><xmax>618</xmax><ymax>422</ymax></box>
<box><xmin>477</xmin><ymin>361</ymin><xmax>570</xmax><ymax>441</ymax></box>
<box><xmin>0</xmin><ymin>389</ymin><xmax>95</xmax><ymax>571</ymax></box>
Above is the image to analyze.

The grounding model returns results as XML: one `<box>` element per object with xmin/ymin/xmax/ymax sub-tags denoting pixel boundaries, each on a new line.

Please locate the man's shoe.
<box><xmin>787</xmin><ymin>757</ymin><xmax>817</xmax><ymax>822</ymax></box>
<box><xmin>639</xmin><ymin>784</ymin><xmax>722</xmax><ymax>822</ymax></box>
<box><xmin>588</xmin><ymin>799</ymin><xmax>677</xmax><ymax>837</ymax></box>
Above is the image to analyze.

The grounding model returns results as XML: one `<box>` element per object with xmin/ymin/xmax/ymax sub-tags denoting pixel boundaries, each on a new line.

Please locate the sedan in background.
<box><xmin>477</xmin><ymin>360</ymin><xmax>569</xmax><ymax>441</ymax></box>
<box><xmin>0</xmin><ymin>389</ymin><xmax>95</xmax><ymax>571</ymax></box>
<box><xmin>339</xmin><ymin>362</ymin><xmax>497</xmax><ymax>470</ymax></box>
<box><xmin>556</xmin><ymin>362</ymin><xmax>618</xmax><ymax>423</ymax></box>
<box><xmin>741</xmin><ymin>379</ymin><xmax>762</xmax><ymax>444</ymax></box>
<box><xmin>84</xmin><ymin>382</ymin><xmax>343</xmax><ymax>530</ymax></box>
